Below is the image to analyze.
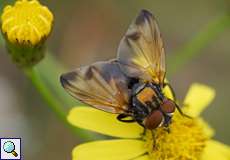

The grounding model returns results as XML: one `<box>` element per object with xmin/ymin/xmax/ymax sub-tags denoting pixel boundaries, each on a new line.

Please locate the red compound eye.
<box><xmin>161</xmin><ymin>99</ymin><xmax>176</xmax><ymax>114</ymax></box>
<box><xmin>144</xmin><ymin>110</ymin><xmax>164</xmax><ymax>130</ymax></box>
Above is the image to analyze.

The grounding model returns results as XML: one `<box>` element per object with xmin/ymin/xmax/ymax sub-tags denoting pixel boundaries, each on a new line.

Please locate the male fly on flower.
<box><xmin>60</xmin><ymin>9</ymin><xmax>186</xmax><ymax>131</ymax></box>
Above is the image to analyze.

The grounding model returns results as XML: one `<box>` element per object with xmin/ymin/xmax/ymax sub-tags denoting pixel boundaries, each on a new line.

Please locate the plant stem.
<box><xmin>168</xmin><ymin>13</ymin><xmax>230</xmax><ymax>76</ymax></box>
<box><xmin>23</xmin><ymin>67</ymin><xmax>97</xmax><ymax>141</ymax></box>
<box><xmin>24</xmin><ymin>67</ymin><xmax>66</xmax><ymax>119</ymax></box>
<box><xmin>36</xmin><ymin>54</ymin><xmax>78</xmax><ymax>108</ymax></box>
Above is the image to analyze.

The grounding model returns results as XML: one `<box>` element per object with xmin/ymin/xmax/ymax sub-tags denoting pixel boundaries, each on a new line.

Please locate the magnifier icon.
<box><xmin>3</xmin><ymin>141</ymin><xmax>18</xmax><ymax>157</ymax></box>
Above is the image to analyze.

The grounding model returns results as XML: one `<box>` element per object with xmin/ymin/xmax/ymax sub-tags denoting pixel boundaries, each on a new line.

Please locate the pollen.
<box><xmin>1</xmin><ymin>0</ymin><xmax>53</xmax><ymax>45</ymax></box>
<box><xmin>144</xmin><ymin>113</ymin><xmax>208</xmax><ymax>160</ymax></box>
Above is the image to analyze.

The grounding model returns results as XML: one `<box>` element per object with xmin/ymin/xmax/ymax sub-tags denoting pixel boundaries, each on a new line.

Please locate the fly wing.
<box><xmin>60</xmin><ymin>60</ymin><xmax>130</xmax><ymax>114</ymax></box>
<box><xmin>117</xmin><ymin>9</ymin><xmax>166</xmax><ymax>84</ymax></box>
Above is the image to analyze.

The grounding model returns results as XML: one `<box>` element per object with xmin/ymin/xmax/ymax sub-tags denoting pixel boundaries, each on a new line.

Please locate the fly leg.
<box><xmin>175</xmin><ymin>103</ymin><xmax>192</xmax><ymax>119</ymax></box>
<box><xmin>151</xmin><ymin>130</ymin><xmax>157</xmax><ymax>149</ymax></box>
<box><xmin>141</xmin><ymin>128</ymin><xmax>147</xmax><ymax>137</ymax></box>
<box><xmin>163</xmin><ymin>83</ymin><xmax>191</xmax><ymax>119</ymax></box>
<box><xmin>163</xmin><ymin>83</ymin><xmax>176</xmax><ymax>101</ymax></box>
<box><xmin>163</xmin><ymin>122</ymin><xmax>170</xmax><ymax>133</ymax></box>
<box><xmin>117</xmin><ymin>114</ymin><xmax>136</xmax><ymax>122</ymax></box>
<box><xmin>164</xmin><ymin>127</ymin><xmax>170</xmax><ymax>133</ymax></box>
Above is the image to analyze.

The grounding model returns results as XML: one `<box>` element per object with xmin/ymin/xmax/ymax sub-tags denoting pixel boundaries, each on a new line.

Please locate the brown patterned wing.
<box><xmin>117</xmin><ymin>9</ymin><xmax>166</xmax><ymax>84</ymax></box>
<box><xmin>60</xmin><ymin>60</ymin><xmax>130</xmax><ymax>114</ymax></box>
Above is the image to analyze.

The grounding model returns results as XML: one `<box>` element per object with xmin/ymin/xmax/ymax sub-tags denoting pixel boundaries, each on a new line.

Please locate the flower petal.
<box><xmin>163</xmin><ymin>84</ymin><xmax>174</xmax><ymax>100</ymax></box>
<box><xmin>183</xmin><ymin>83</ymin><xmax>215</xmax><ymax>117</ymax></box>
<box><xmin>133</xmin><ymin>155</ymin><xmax>150</xmax><ymax>160</ymax></box>
<box><xmin>67</xmin><ymin>107</ymin><xmax>143</xmax><ymax>138</ymax></box>
<box><xmin>72</xmin><ymin>139</ymin><xmax>147</xmax><ymax>160</ymax></box>
<box><xmin>197</xmin><ymin>118</ymin><xmax>215</xmax><ymax>138</ymax></box>
<box><xmin>201</xmin><ymin>140</ymin><xmax>230</xmax><ymax>160</ymax></box>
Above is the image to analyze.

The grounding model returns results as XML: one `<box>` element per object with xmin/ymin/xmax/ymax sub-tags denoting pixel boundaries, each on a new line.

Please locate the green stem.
<box><xmin>24</xmin><ymin>67</ymin><xmax>66</xmax><ymax>119</ymax></box>
<box><xmin>23</xmin><ymin>67</ymin><xmax>97</xmax><ymax>141</ymax></box>
<box><xmin>168</xmin><ymin>13</ymin><xmax>230</xmax><ymax>76</ymax></box>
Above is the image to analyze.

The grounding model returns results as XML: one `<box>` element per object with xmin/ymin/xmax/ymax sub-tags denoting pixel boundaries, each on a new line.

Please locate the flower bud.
<box><xmin>1</xmin><ymin>0</ymin><xmax>54</xmax><ymax>67</ymax></box>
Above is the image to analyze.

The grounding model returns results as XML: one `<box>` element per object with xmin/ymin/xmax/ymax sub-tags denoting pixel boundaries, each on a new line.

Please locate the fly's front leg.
<box><xmin>163</xmin><ymin>83</ymin><xmax>191</xmax><ymax>119</ymax></box>
<box><xmin>141</xmin><ymin>128</ymin><xmax>147</xmax><ymax>137</ymax></box>
<box><xmin>151</xmin><ymin>130</ymin><xmax>157</xmax><ymax>149</ymax></box>
<box><xmin>163</xmin><ymin>83</ymin><xmax>176</xmax><ymax>101</ymax></box>
<box><xmin>175</xmin><ymin>103</ymin><xmax>192</xmax><ymax>119</ymax></box>
<box><xmin>163</xmin><ymin>126</ymin><xmax>170</xmax><ymax>133</ymax></box>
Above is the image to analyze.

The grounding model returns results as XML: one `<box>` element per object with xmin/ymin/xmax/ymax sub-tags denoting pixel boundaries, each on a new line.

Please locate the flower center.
<box><xmin>144</xmin><ymin>113</ymin><xmax>208</xmax><ymax>160</ymax></box>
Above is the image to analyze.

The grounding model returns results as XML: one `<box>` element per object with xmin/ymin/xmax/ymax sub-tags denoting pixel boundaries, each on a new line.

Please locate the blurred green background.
<box><xmin>0</xmin><ymin>0</ymin><xmax>229</xmax><ymax>159</ymax></box>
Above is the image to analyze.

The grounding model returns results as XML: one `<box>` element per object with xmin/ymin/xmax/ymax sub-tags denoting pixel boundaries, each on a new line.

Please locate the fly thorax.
<box><xmin>136</xmin><ymin>86</ymin><xmax>157</xmax><ymax>106</ymax></box>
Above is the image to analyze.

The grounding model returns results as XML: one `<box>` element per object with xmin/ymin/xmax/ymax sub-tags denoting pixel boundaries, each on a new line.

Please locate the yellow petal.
<box><xmin>163</xmin><ymin>84</ymin><xmax>174</xmax><ymax>100</ymax></box>
<box><xmin>183</xmin><ymin>83</ymin><xmax>215</xmax><ymax>117</ymax></box>
<box><xmin>197</xmin><ymin>118</ymin><xmax>215</xmax><ymax>138</ymax></box>
<box><xmin>72</xmin><ymin>139</ymin><xmax>147</xmax><ymax>160</ymax></box>
<box><xmin>201</xmin><ymin>140</ymin><xmax>230</xmax><ymax>160</ymax></box>
<box><xmin>67</xmin><ymin>107</ymin><xmax>143</xmax><ymax>138</ymax></box>
<box><xmin>133</xmin><ymin>155</ymin><xmax>150</xmax><ymax>160</ymax></box>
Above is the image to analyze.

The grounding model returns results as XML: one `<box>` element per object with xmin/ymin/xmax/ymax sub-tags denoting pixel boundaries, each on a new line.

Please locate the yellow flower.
<box><xmin>0</xmin><ymin>0</ymin><xmax>54</xmax><ymax>67</ymax></box>
<box><xmin>1</xmin><ymin>0</ymin><xmax>53</xmax><ymax>45</ymax></box>
<box><xmin>67</xmin><ymin>83</ymin><xmax>230</xmax><ymax>160</ymax></box>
